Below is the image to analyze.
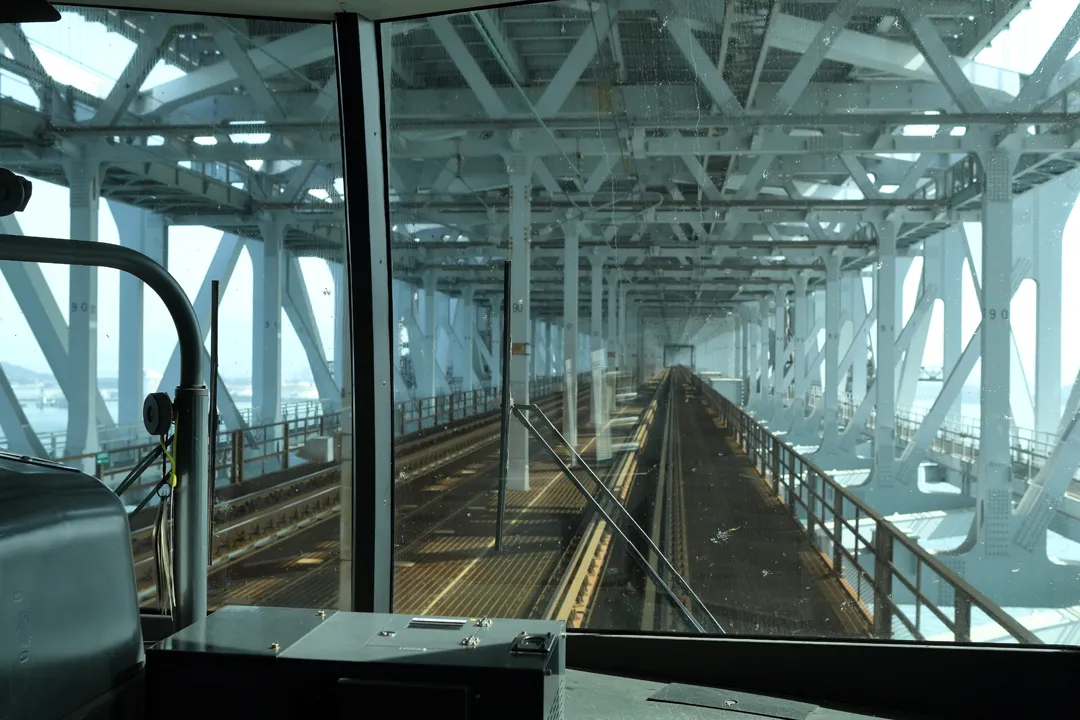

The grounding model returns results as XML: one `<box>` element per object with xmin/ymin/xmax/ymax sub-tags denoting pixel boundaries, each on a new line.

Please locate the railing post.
<box><xmin>832</xmin><ymin>498</ymin><xmax>843</xmax><ymax>578</ymax></box>
<box><xmin>872</xmin><ymin>522</ymin><xmax>894</xmax><ymax>638</ymax></box>
<box><xmin>771</xmin><ymin>436</ymin><xmax>780</xmax><ymax>492</ymax></box>
<box><xmin>954</xmin><ymin>591</ymin><xmax>972</xmax><ymax>643</ymax></box>
<box><xmin>231</xmin><ymin>430</ymin><xmax>244</xmax><ymax>483</ymax></box>
<box><xmin>786</xmin><ymin>449</ymin><xmax>796</xmax><ymax>508</ymax></box>
<box><xmin>282</xmin><ymin>422</ymin><xmax>290</xmax><ymax>469</ymax></box>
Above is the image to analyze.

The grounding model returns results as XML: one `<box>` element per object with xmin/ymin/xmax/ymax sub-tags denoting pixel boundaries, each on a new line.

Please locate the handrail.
<box><xmin>5</xmin><ymin>376</ymin><xmax>588</xmax><ymax>462</ymax></box>
<box><xmin>517</xmin><ymin>400</ymin><xmax>725</xmax><ymax>635</ymax></box>
<box><xmin>694</xmin><ymin>371</ymin><xmax>1040</xmax><ymax>644</ymax></box>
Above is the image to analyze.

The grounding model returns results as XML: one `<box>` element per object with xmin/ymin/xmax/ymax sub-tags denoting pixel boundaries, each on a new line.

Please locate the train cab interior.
<box><xmin>0</xmin><ymin>0</ymin><xmax>1078</xmax><ymax>718</ymax></box>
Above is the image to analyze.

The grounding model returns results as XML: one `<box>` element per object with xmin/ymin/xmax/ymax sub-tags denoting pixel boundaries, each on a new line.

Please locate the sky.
<box><xmin>0</xmin><ymin>12</ymin><xmax>340</xmax><ymax>381</ymax></box>
<box><xmin>2</xmin><ymin>2</ymin><xmax>1080</xmax><ymax>420</ymax></box>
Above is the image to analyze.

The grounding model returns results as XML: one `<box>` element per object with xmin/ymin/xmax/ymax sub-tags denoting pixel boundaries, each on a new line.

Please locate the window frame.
<box><xmin>336</xmin><ymin>12</ymin><xmax>396</xmax><ymax>614</ymax></box>
<box><xmin>98</xmin><ymin>7</ymin><xmax>1072</xmax><ymax>711</ymax></box>
<box><xmin>349</xmin><ymin>4</ymin><xmax>1080</xmax><ymax>709</ymax></box>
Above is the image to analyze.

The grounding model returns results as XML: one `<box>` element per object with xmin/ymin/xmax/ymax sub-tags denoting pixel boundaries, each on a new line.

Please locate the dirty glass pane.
<box><xmin>0</xmin><ymin>6</ymin><xmax>348</xmax><ymax>614</ymax></box>
<box><xmin>377</xmin><ymin>0</ymin><xmax>1074</xmax><ymax>644</ymax></box>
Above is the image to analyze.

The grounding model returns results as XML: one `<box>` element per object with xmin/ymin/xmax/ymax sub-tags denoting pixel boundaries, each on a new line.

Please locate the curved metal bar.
<box><xmin>0</xmin><ymin>233</ymin><xmax>209</xmax><ymax>630</ymax></box>
<box><xmin>0</xmin><ymin>234</ymin><xmax>203</xmax><ymax>387</ymax></box>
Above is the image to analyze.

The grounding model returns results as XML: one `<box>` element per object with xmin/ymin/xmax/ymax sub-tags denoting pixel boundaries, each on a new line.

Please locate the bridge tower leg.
<box><xmin>112</xmin><ymin>202</ymin><xmax>167</xmax><ymax>427</ymax></box>
<box><xmin>64</xmin><ymin>158</ymin><xmax>102</xmax><ymax>472</ymax></box>
<box><xmin>506</xmin><ymin>156</ymin><xmax>532</xmax><ymax>491</ymax></box>
<box><xmin>563</xmin><ymin>223</ymin><xmax>579</xmax><ymax>452</ymax></box>
<box><xmin>253</xmin><ymin>219</ymin><xmax>285</xmax><ymax>431</ymax></box>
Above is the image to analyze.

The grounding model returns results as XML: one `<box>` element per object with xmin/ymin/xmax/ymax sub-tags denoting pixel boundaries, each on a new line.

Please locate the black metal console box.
<box><xmin>145</xmin><ymin>606</ymin><xmax>565</xmax><ymax>720</ymax></box>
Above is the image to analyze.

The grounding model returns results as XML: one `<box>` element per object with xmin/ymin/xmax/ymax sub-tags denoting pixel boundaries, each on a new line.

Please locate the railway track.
<box><xmin>209</xmin><ymin>391</ymin><xmax>594</xmax><ymax>612</ymax></box>
<box><xmin>133</xmin><ymin>389</ymin><xmax>579</xmax><ymax>605</ymax></box>
<box><xmin>544</xmin><ymin>373</ymin><xmax>667</xmax><ymax>629</ymax></box>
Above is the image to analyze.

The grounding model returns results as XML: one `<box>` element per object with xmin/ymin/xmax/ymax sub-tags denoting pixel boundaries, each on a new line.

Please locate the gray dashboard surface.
<box><xmin>565</xmin><ymin>670</ymin><xmax>886</xmax><ymax>720</ymax></box>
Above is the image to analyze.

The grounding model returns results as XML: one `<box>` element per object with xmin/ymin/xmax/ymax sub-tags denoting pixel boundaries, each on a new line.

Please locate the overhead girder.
<box><xmin>119</xmin><ymin>76</ymin><xmax>1073</xmax><ymax>135</ymax></box>
<box><xmin>388</xmin><ymin>81</ymin><xmax>1031</xmax><ymax>128</ymax></box>
<box><xmin>390</xmin><ymin>129</ymin><xmax>1080</xmax><ymax>159</ymax></box>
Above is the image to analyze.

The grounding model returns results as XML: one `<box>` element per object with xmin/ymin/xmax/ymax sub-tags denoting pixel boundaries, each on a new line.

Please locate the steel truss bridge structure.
<box><xmin>3</xmin><ymin>0</ymin><xmax>1080</xmax><ymax>638</ymax></box>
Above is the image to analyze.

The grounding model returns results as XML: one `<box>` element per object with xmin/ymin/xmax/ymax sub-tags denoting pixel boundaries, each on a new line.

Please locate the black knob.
<box><xmin>143</xmin><ymin>392</ymin><xmax>174</xmax><ymax>436</ymax></box>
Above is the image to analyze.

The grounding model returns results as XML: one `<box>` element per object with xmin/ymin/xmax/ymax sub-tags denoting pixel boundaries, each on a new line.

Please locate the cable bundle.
<box><xmin>153</xmin><ymin>431</ymin><xmax>178</xmax><ymax>615</ymax></box>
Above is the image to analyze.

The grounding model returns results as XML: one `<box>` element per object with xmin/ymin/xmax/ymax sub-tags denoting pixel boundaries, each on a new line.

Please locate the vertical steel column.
<box><xmin>759</xmin><ymin>296</ymin><xmax>771</xmax><ymax>401</ymax></box>
<box><xmin>65</xmin><ymin>158</ymin><xmax>101</xmax><ymax>467</ymax></box>
<box><xmin>1033</xmin><ymin>189</ymin><xmax>1064</xmax><ymax>436</ymax></box>
<box><xmin>607</xmin><ymin>274</ymin><xmax>618</xmax><ymax>371</ymax></box>
<box><xmin>552</xmin><ymin>323</ymin><xmax>563</xmax><ymax>378</ymax></box>
<box><xmin>791</xmin><ymin>274</ymin><xmax>810</xmax><ymax>419</ymax></box>
<box><xmin>773</xmin><ymin>286</ymin><xmax>787</xmax><ymax>405</ymax></box>
<box><xmin>851</xmin><ymin>275</ymin><xmax>869</xmax><ymax>405</ymax></box>
<box><xmin>563</xmin><ymin>223</ymin><xmax>579</xmax><ymax>450</ymax></box>
<box><xmin>874</xmin><ymin>220</ymin><xmax>899</xmax><ymax>487</ymax></box>
<box><xmin>253</xmin><ymin>220</ymin><xmax>285</xmax><ymax>428</ymax></box>
<box><xmin>490</xmin><ymin>301</ymin><xmax>503</xmax><ymax>387</ymax></box>
<box><xmin>497</xmin><ymin>262</ymin><xmax>512</xmax><ymax>550</ymax></box>
<box><xmin>335</xmin><ymin>14</ymin><xmax>393</xmax><ymax>613</ymax></box>
<box><xmin>744</xmin><ymin>305</ymin><xmax>759</xmax><ymax>405</ymax></box>
<box><xmin>507</xmin><ymin>156</ymin><xmax>532</xmax><ymax>491</ymax></box>
<box><xmin>532</xmin><ymin>318</ymin><xmax>544</xmax><ymax>379</ymax></box>
<box><xmin>823</xmin><ymin>251</ymin><xmax>844</xmax><ymax>445</ymax></box>
<box><xmin>421</xmin><ymin>271</ymin><xmax>438</xmax><ymax>398</ymax></box>
<box><xmin>462</xmin><ymin>287</ymin><xmax>476</xmax><ymax>391</ymax></box>
<box><xmin>618</xmin><ymin>284</ymin><xmax>628</xmax><ymax>372</ymax></box>
<box><xmin>941</xmin><ymin>227</ymin><xmax>964</xmax><ymax>376</ymax></box>
<box><xmin>112</xmin><ymin>202</ymin><xmax>167</xmax><ymax>426</ymax></box>
<box><xmin>735</xmin><ymin>313</ymin><xmax>744</xmax><ymax>382</ymax></box>
<box><xmin>940</xmin><ymin>228</ymin><xmax>964</xmax><ymax>423</ymax></box>
<box><xmin>590</xmin><ymin>254</ymin><xmax>604</xmax><ymax>426</ymax></box>
<box><xmin>978</xmin><ymin>150</ymin><xmax>1017</xmax><ymax>553</ymax></box>
<box><xmin>331</xmin><ymin>260</ymin><xmax>346</xmax><ymax>390</ymax></box>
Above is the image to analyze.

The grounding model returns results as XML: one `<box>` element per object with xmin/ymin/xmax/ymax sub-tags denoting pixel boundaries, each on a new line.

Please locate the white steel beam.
<box><xmin>507</xmin><ymin>157</ymin><xmax>532</xmax><ymax>491</ymax></box>
<box><xmin>473</xmin><ymin>10</ymin><xmax>528</xmax><ymax>85</ymax></box>
<box><xmin>892</xmin><ymin>258</ymin><xmax>1030</xmax><ymax>483</ymax></box>
<box><xmin>94</xmin><ymin>21</ymin><xmax>176</xmax><ymax>125</ymax></box>
<box><xmin>900</xmin><ymin>4</ymin><xmax>987</xmax><ymax>114</ymax></box>
<box><xmin>1011</xmin><ymin>4</ymin><xmax>1080</xmax><ymax>113</ymax></box>
<box><xmin>392</xmin><ymin>129</ymin><xmax>1080</xmax><ymax>158</ymax></box>
<box><xmin>564</xmin><ymin>222</ymin><xmax>579</xmax><ymax>452</ymax></box>
<box><xmin>0</xmin><ymin>365</ymin><xmax>47</xmax><ymax>458</ymax></box>
<box><xmin>665</xmin><ymin>16</ymin><xmax>744</xmax><ymax>117</ymax></box>
<box><xmin>252</xmin><ymin>220</ymin><xmax>285</xmax><ymax>427</ymax></box>
<box><xmin>428</xmin><ymin>16</ymin><xmax>567</xmax><ymax>199</ymax></box>
<box><xmin>155</xmin><ymin>234</ymin><xmax>249</xmax><ymax>434</ymax></box>
<box><xmin>110</xmin><ymin>200</ymin><xmax>166</xmax><ymax>425</ymax></box>
<box><xmin>283</xmin><ymin>254</ymin><xmax>340</xmax><ymax>411</ymax></box>
<box><xmin>534</xmin><ymin>8</ymin><xmax>615</xmax><ymax>118</ymax></box>
<box><xmin>210</xmin><ymin>19</ymin><xmax>285</xmax><ymax>120</ymax></box>
<box><xmin>769</xmin><ymin>13</ymin><xmax>1021</xmax><ymax>101</ymax></box>
<box><xmin>137</xmin><ymin>26</ymin><xmax>333</xmax><ymax>115</ymax></box>
<box><xmin>65</xmin><ymin>159</ymin><xmax>102</xmax><ymax>463</ymax></box>
<box><xmin>976</xmin><ymin>149</ymin><xmax>1017</xmax><ymax>555</ymax></box>
<box><xmin>822</xmin><ymin>251</ymin><xmax>844</xmax><ymax>446</ymax></box>
<box><xmin>1014</xmin><ymin>370</ymin><xmax>1080</xmax><ymax>551</ymax></box>
<box><xmin>0</xmin><ymin>216</ymin><xmax>115</xmax><ymax>431</ymax></box>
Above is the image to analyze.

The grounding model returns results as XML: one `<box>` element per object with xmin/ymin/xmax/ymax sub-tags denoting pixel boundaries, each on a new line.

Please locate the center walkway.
<box><xmin>676</xmin><ymin>379</ymin><xmax>870</xmax><ymax>638</ymax></box>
